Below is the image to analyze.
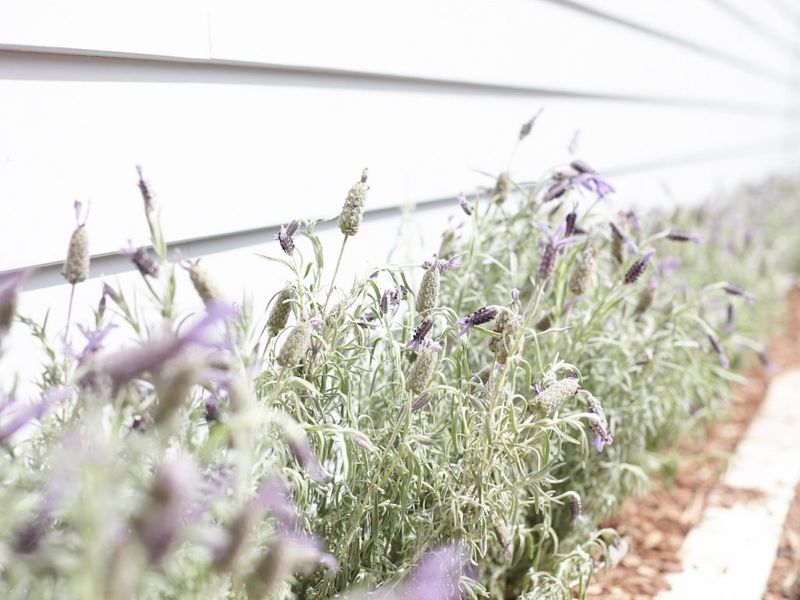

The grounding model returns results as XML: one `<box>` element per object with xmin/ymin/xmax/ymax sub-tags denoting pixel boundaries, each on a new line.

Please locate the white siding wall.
<box><xmin>1</xmin><ymin>1</ymin><xmax>799</xmax><ymax>381</ymax></box>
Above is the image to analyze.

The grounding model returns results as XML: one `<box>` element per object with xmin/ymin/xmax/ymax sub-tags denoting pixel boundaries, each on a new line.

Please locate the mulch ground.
<box><xmin>586</xmin><ymin>288</ymin><xmax>800</xmax><ymax>600</ymax></box>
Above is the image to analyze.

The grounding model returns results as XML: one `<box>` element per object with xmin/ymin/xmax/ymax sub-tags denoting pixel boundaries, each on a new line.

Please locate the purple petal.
<box><xmin>0</xmin><ymin>387</ymin><xmax>70</xmax><ymax>444</ymax></box>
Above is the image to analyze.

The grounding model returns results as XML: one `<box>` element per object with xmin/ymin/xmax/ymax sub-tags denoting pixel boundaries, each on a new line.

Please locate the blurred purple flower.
<box><xmin>659</xmin><ymin>256</ymin><xmax>683</xmax><ymax>275</ymax></box>
<box><xmin>457</xmin><ymin>192</ymin><xmax>472</xmax><ymax>216</ymax></box>
<box><xmin>708</xmin><ymin>334</ymin><xmax>729</xmax><ymax>369</ymax></box>
<box><xmin>722</xmin><ymin>283</ymin><xmax>756</xmax><ymax>304</ymax></box>
<box><xmin>96</xmin><ymin>302</ymin><xmax>234</xmax><ymax>389</ymax></box>
<box><xmin>0</xmin><ymin>387</ymin><xmax>70</xmax><ymax>445</ymax></box>
<box><xmin>136</xmin><ymin>165</ymin><xmax>154</xmax><ymax>213</ymax></box>
<box><xmin>667</xmin><ymin>230</ymin><xmax>701</xmax><ymax>243</ymax></box>
<box><xmin>422</xmin><ymin>255</ymin><xmax>461</xmax><ymax>274</ymax></box>
<box><xmin>121</xmin><ymin>242</ymin><xmax>159</xmax><ymax>278</ymax></box>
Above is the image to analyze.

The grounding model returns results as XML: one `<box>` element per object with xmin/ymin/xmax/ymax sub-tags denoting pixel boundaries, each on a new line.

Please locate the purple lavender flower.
<box><xmin>411</xmin><ymin>393</ymin><xmax>433</xmax><ymax>413</ymax></box>
<box><xmin>667</xmin><ymin>230</ymin><xmax>701</xmax><ymax>243</ymax></box>
<box><xmin>570</xmin><ymin>159</ymin><xmax>594</xmax><ymax>174</ymax></box>
<box><xmin>537</xmin><ymin>222</ymin><xmax>582</xmax><ymax>283</ymax></box>
<box><xmin>121</xmin><ymin>242</ymin><xmax>159</xmax><ymax>278</ymax></box>
<box><xmin>564</xmin><ymin>203</ymin><xmax>578</xmax><ymax>238</ymax></box>
<box><xmin>659</xmin><ymin>256</ymin><xmax>683</xmax><ymax>275</ymax></box>
<box><xmin>0</xmin><ymin>387</ymin><xmax>70</xmax><ymax>445</ymax></box>
<box><xmin>708</xmin><ymin>334</ymin><xmax>729</xmax><ymax>369</ymax></box>
<box><xmin>623</xmin><ymin>249</ymin><xmax>656</xmax><ymax>284</ymax></box>
<box><xmin>456</xmin><ymin>305</ymin><xmax>501</xmax><ymax>337</ymax></box>
<box><xmin>724</xmin><ymin>303</ymin><xmax>735</xmax><ymax>334</ymax></box>
<box><xmin>570</xmin><ymin>171</ymin><xmax>615</xmax><ymax>199</ymax></box>
<box><xmin>519</xmin><ymin>108</ymin><xmax>543</xmax><ymax>141</ymax></box>
<box><xmin>134</xmin><ymin>455</ymin><xmax>200</xmax><ymax>564</ymax></box>
<box><xmin>276</xmin><ymin>221</ymin><xmax>300</xmax><ymax>256</ymax></box>
<box><xmin>457</xmin><ymin>192</ymin><xmax>472</xmax><ymax>216</ymax></box>
<box><xmin>757</xmin><ymin>349</ymin><xmax>776</xmax><ymax>374</ymax></box>
<box><xmin>617</xmin><ymin>210</ymin><xmax>642</xmax><ymax>232</ymax></box>
<box><xmin>543</xmin><ymin>179</ymin><xmax>570</xmax><ymax>202</ymax></box>
<box><xmin>422</xmin><ymin>255</ymin><xmax>461</xmax><ymax>274</ymax></box>
<box><xmin>722</xmin><ymin>283</ymin><xmax>756</xmax><ymax>304</ymax></box>
<box><xmin>397</xmin><ymin>544</ymin><xmax>468</xmax><ymax>600</ymax></box>
<box><xmin>64</xmin><ymin>323</ymin><xmax>117</xmax><ymax>364</ymax></box>
<box><xmin>96</xmin><ymin>302</ymin><xmax>234</xmax><ymax>389</ymax></box>
<box><xmin>407</xmin><ymin>318</ymin><xmax>434</xmax><ymax>350</ymax></box>
<box><xmin>136</xmin><ymin>165</ymin><xmax>154</xmax><ymax>213</ymax></box>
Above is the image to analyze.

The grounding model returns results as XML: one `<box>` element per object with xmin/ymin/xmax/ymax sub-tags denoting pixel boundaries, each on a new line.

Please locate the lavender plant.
<box><xmin>0</xmin><ymin>151</ymin><xmax>796</xmax><ymax>600</ymax></box>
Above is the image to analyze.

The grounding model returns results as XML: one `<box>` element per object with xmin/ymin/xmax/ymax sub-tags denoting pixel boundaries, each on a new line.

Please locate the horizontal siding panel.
<box><xmin>0</xmin><ymin>0</ymin><xmax>210</xmax><ymax>59</ymax></box>
<box><xmin>207</xmin><ymin>0</ymin><xmax>793</xmax><ymax>107</ymax></box>
<box><xmin>572</xmin><ymin>0</ymin><xmax>798</xmax><ymax>79</ymax></box>
<box><xmin>0</xmin><ymin>53</ymin><xmax>796</xmax><ymax>272</ymax></box>
<box><xmin>713</xmin><ymin>0</ymin><xmax>800</xmax><ymax>51</ymax></box>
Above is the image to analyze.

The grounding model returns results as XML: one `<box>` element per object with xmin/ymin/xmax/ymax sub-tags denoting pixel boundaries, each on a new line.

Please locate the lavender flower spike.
<box><xmin>457</xmin><ymin>192</ymin><xmax>472</xmax><ymax>216</ymax></box>
<box><xmin>136</xmin><ymin>165</ymin><xmax>154</xmax><ymax>213</ymax></box>
<box><xmin>536</xmin><ymin>222</ymin><xmax>582</xmax><ymax>283</ymax></box>
<box><xmin>121</xmin><ymin>242</ymin><xmax>159</xmax><ymax>278</ymax></box>
<box><xmin>422</xmin><ymin>255</ymin><xmax>461</xmax><ymax>274</ymax></box>
<box><xmin>667</xmin><ymin>230</ymin><xmax>701</xmax><ymax>243</ymax></box>
<box><xmin>457</xmin><ymin>305</ymin><xmax>501</xmax><ymax>337</ymax></box>
<box><xmin>722</xmin><ymin>282</ymin><xmax>756</xmax><ymax>304</ymax></box>
<box><xmin>276</xmin><ymin>221</ymin><xmax>300</xmax><ymax>256</ymax></box>
<box><xmin>708</xmin><ymin>334</ymin><xmax>730</xmax><ymax>369</ymax></box>
<box><xmin>407</xmin><ymin>318</ymin><xmax>434</xmax><ymax>350</ymax></box>
<box><xmin>623</xmin><ymin>249</ymin><xmax>656</xmax><ymax>284</ymax></box>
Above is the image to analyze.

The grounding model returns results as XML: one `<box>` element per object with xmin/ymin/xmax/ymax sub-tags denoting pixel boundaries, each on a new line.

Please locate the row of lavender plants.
<box><xmin>0</xmin><ymin>136</ymin><xmax>796</xmax><ymax>598</ymax></box>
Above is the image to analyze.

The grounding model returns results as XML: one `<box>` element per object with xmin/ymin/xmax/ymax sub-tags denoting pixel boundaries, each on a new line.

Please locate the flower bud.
<box><xmin>406</xmin><ymin>343</ymin><xmax>439</xmax><ymax>395</ymax></box>
<box><xmin>64</xmin><ymin>201</ymin><xmax>89</xmax><ymax>284</ymax></box>
<box><xmin>185</xmin><ymin>260</ymin><xmax>222</xmax><ymax>306</ymax></box>
<box><xmin>569</xmin><ymin>246</ymin><xmax>595</xmax><ymax>295</ymax></box>
<box><xmin>493</xmin><ymin>172</ymin><xmax>510</xmax><ymax>205</ymax></box>
<box><xmin>415</xmin><ymin>265</ymin><xmax>440</xmax><ymax>315</ymax></box>
<box><xmin>623</xmin><ymin>249</ymin><xmax>655</xmax><ymax>284</ymax></box>
<box><xmin>585</xmin><ymin>392</ymin><xmax>612</xmax><ymax>452</ymax></box>
<box><xmin>268</xmin><ymin>286</ymin><xmax>295</xmax><ymax>336</ymax></box>
<box><xmin>529</xmin><ymin>378</ymin><xmax>579</xmax><ymax>416</ymax></box>
<box><xmin>338</xmin><ymin>169</ymin><xmax>369</xmax><ymax>236</ymax></box>
<box><xmin>277</xmin><ymin>322</ymin><xmax>312</xmax><ymax>368</ymax></box>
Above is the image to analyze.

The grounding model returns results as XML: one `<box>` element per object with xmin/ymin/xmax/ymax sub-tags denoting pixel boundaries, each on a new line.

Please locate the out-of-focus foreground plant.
<box><xmin>0</xmin><ymin>138</ymin><xmax>797</xmax><ymax>599</ymax></box>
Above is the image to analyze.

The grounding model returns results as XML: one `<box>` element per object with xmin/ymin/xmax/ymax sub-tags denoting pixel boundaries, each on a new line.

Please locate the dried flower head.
<box><xmin>634</xmin><ymin>285</ymin><xmax>655</xmax><ymax>318</ymax></box>
<box><xmin>276</xmin><ymin>221</ymin><xmax>300</xmax><ymax>256</ymax></box>
<box><xmin>406</xmin><ymin>341</ymin><xmax>440</xmax><ymax>395</ymax></box>
<box><xmin>63</xmin><ymin>201</ymin><xmax>89</xmax><ymax>284</ymax></box>
<box><xmin>529</xmin><ymin>378</ymin><xmax>579</xmax><ymax>416</ymax></box>
<box><xmin>494</xmin><ymin>520</ymin><xmax>513</xmax><ymax>560</ymax></box>
<box><xmin>268</xmin><ymin>286</ymin><xmax>296</xmax><ymax>336</ymax></box>
<box><xmin>569</xmin><ymin>246</ymin><xmax>596</xmax><ymax>296</ymax></box>
<box><xmin>276</xmin><ymin>321</ymin><xmax>312</xmax><ymax>368</ymax></box>
<box><xmin>416</xmin><ymin>264</ymin><xmax>440</xmax><ymax>315</ymax></box>
<box><xmin>623</xmin><ymin>249</ymin><xmax>656</xmax><ymax>284</ymax></box>
<box><xmin>585</xmin><ymin>392</ymin><xmax>613</xmax><ymax>452</ymax></box>
<box><xmin>338</xmin><ymin>168</ymin><xmax>369</xmax><ymax>236</ymax></box>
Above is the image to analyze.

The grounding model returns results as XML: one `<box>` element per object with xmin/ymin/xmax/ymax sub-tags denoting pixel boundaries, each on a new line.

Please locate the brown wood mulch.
<box><xmin>585</xmin><ymin>288</ymin><xmax>800</xmax><ymax>600</ymax></box>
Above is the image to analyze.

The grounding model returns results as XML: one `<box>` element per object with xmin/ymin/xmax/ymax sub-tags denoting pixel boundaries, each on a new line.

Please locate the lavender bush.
<box><xmin>0</xmin><ymin>150</ymin><xmax>795</xmax><ymax>599</ymax></box>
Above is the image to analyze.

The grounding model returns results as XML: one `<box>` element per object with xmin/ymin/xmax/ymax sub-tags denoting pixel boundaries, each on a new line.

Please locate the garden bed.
<box><xmin>588</xmin><ymin>288</ymin><xmax>800</xmax><ymax>599</ymax></box>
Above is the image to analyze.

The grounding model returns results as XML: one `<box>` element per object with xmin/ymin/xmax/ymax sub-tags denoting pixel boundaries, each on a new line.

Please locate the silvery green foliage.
<box><xmin>0</xmin><ymin>165</ymin><xmax>797</xmax><ymax>600</ymax></box>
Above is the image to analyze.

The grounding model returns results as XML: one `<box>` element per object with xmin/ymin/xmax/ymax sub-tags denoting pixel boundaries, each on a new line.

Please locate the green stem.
<box><xmin>322</xmin><ymin>235</ymin><xmax>348</xmax><ymax>314</ymax></box>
